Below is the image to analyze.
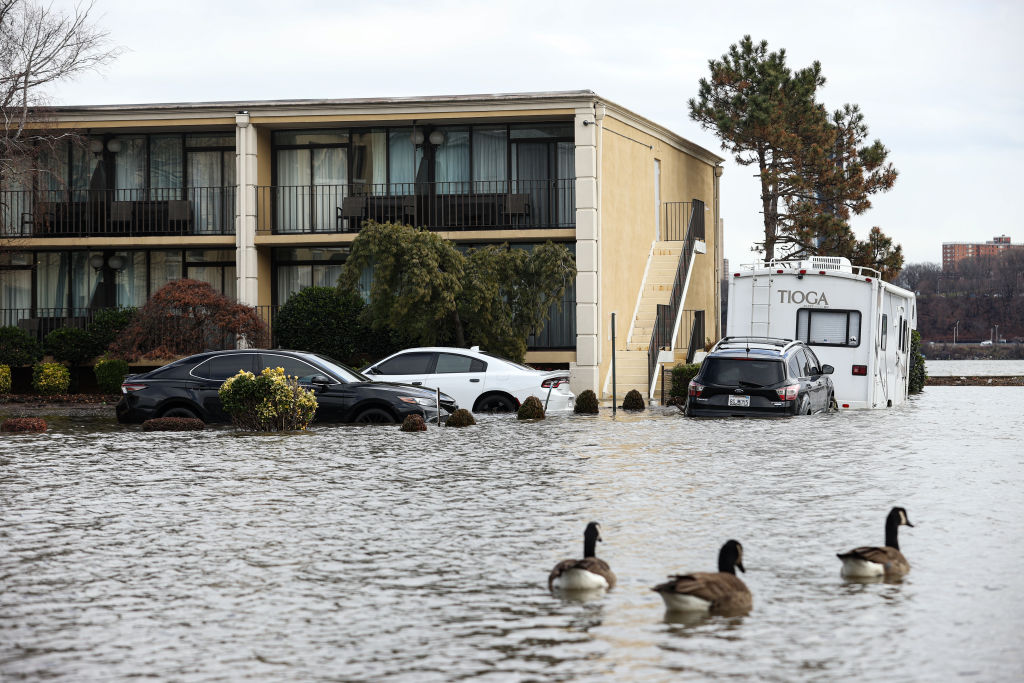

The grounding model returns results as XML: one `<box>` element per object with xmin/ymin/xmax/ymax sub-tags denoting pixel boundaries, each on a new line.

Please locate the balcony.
<box><xmin>256</xmin><ymin>179</ymin><xmax>575</xmax><ymax>235</ymax></box>
<box><xmin>0</xmin><ymin>187</ymin><xmax>237</xmax><ymax>238</ymax></box>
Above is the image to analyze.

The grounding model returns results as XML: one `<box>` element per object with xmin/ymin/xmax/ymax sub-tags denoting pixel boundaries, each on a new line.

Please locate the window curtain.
<box><xmin>389</xmin><ymin>129</ymin><xmax>416</xmax><ymax>194</ymax></box>
<box><xmin>435</xmin><ymin>130</ymin><xmax>469</xmax><ymax>194</ymax></box>
<box><xmin>0</xmin><ymin>270</ymin><xmax>32</xmax><ymax>318</ymax></box>
<box><xmin>188</xmin><ymin>150</ymin><xmax>230</xmax><ymax>234</ymax></box>
<box><xmin>513</xmin><ymin>142</ymin><xmax>548</xmax><ymax>226</ymax></box>
<box><xmin>113</xmin><ymin>136</ymin><xmax>146</xmax><ymax>198</ymax></box>
<box><xmin>556</xmin><ymin>141</ymin><xmax>575</xmax><ymax>227</ymax></box>
<box><xmin>276</xmin><ymin>265</ymin><xmax>311</xmax><ymax>304</ymax></box>
<box><xmin>150</xmin><ymin>135</ymin><xmax>183</xmax><ymax>199</ymax></box>
<box><xmin>36</xmin><ymin>252</ymin><xmax>68</xmax><ymax>314</ymax></box>
<box><xmin>276</xmin><ymin>148</ymin><xmax>310</xmax><ymax>233</ymax></box>
<box><xmin>149</xmin><ymin>250</ymin><xmax>182</xmax><ymax>294</ymax></box>
<box><xmin>352</xmin><ymin>131</ymin><xmax>386</xmax><ymax>195</ymax></box>
<box><xmin>71</xmin><ymin>144</ymin><xmax>101</xmax><ymax>200</ymax></box>
<box><xmin>71</xmin><ymin>252</ymin><xmax>103</xmax><ymax>310</ymax></box>
<box><xmin>313</xmin><ymin>263</ymin><xmax>343</xmax><ymax>288</ymax></box>
<box><xmin>114</xmin><ymin>251</ymin><xmax>147</xmax><ymax>308</ymax></box>
<box><xmin>312</xmin><ymin>148</ymin><xmax>347</xmax><ymax>232</ymax></box>
<box><xmin>472</xmin><ymin>127</ymin><xmax>507</xmax><ymax>193</ymax></box>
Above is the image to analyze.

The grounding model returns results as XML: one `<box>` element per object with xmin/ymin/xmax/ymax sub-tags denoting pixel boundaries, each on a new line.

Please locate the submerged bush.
<box><xmin>219</xmin><ymin>367</ymin><xmax>317</xmax><ymax>431</ymax></box>
<box><xmin>574</xmin><ymin>389</ymin><xmax>599</xmax><ymax>414</ymax></box>
<box><xmin>1</xmin><ymin>417</ymin><xmax>47</xmax><ymax>433</ymax></box>
<box><xmin>44</xmin><ymin>327</ymin><xmax>94</xmax><ymax>366</ymax></box>
<box><xmin>142</xmin><ymin>417</ymin><xmax>205</xmax><ymax>432</ymax></box>
<box><xmin>94</xmin><ymin>357</ymin><xmax>131</xmax><ymax>394</ymax></box>
<box><xmin>401</xmin><ymin>413</ymin><xmax>427</xmax><ymax>432</ymax></box>
<box><xmin>0</xmin><ymin>364</ymin><xmax>10</xmax><ymax>394</ymax></box>
<box><xmin>622</xmin><ymin>389</ymin><xmax>645</xmax><ymax>411</ymax></box>
<box><xmin>32</xmin><ymin>362</ymin><xmax>70</xmax><ymax>395</ymax></box>
<box><xmin>909</xmin><ymin>330</ymin><xmax>927</xmax><ymax>394</ymax></box>
<box><xmin>445</xmin><ymin>408</ymin><xmax>476</xmax><ymax>427</ymax></box>
<box><xmin>0</xmin><ymin>326</ymin><xmax>43</xmax><ymax>367</ymax></box>
<box><xmin>517</xmin><ymin>395</ymin><xmax>545</xmax><ymax>420</ymax></box>
<box><xmin>670</xmin><ymin>363</ymin><xmax>701</xmax><ymax>400</ymax></box>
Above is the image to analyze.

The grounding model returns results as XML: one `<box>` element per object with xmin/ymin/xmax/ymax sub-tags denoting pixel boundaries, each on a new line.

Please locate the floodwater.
<box><xmin>925</xmin><ymin>359</ymin><xmax>1024</xmax><ymax>376</ymax></box>
<box><xmin>2</xmin><ymin>388</ymin><xmax>1023</xmax><ymax>681</ymax></box>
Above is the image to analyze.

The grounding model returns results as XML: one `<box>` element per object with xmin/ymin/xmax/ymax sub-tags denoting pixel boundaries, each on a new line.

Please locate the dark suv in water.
<box><xmin>116</xmin><ymin>349</ymin><xmax>457</xmax><ymax>425</ymax></box>
<box><xmin>684</xmin><ymin>337</ymin><xmax>835</xmax><ymax>417</ymax></box>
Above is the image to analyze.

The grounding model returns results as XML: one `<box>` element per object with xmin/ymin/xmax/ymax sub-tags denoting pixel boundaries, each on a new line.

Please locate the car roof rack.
<box><xmin>712</xmin><ymin>336</ymin><xmax>803</xmax><ymax>355</ymax></box>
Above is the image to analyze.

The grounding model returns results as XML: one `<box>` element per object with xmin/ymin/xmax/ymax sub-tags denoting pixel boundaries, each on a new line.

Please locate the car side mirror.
<box><xmin>821</xmin><ymin>364</ymin><xmax>834</xmax><ymax>375</ymax></box>
<box><xmin>310</xmin><ymin>374</ymin><xmax>332</xmax><ymax>386</ymax></box>
<box><xmin>365</xmin><ymin>367</ymin><xmax>379</xmax><ymax>374</ymax></box>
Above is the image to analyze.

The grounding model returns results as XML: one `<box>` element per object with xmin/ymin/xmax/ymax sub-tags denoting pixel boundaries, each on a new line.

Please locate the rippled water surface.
<box><xmin>2</xmin><ymin>388</ymin><xmax>1023</xmax><ymax>681</ymax></box>
<box><xmin>925</xmin><ymin>359</ymin><xmax>1024</xmax><ymax>376</ymax></box>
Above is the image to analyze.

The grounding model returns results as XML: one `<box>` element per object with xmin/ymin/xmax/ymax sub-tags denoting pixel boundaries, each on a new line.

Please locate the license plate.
<box><xmin>728</xmin><ymin>395</ymin><xmax>750</xmax><ymax>407</ymax></box>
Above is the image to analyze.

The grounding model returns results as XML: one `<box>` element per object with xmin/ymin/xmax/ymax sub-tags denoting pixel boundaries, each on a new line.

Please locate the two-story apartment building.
<box><xmin>0</xmin><ymin>90</ymin><xmax>723</xmax><ymax>400</ymax></box>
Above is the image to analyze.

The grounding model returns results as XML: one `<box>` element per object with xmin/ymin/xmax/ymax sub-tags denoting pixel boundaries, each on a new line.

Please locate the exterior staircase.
<box><xmin>602</xmin><ymin>242</ymin><xmax>684</xmax><ymax>402</ymax></box>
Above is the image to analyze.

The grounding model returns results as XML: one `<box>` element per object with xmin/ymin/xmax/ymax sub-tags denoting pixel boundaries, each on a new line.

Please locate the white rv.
<box><xmin>727</xmin><ymin>256</ymin><xmax>917</xmax><ymax>409</ymax></box>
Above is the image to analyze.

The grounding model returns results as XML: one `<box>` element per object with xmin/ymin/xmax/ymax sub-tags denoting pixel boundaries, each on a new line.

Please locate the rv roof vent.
<box><xmin>806</xmin><ymin>255</ymin><xmax>853</xmax><ymax>272</ymax></box>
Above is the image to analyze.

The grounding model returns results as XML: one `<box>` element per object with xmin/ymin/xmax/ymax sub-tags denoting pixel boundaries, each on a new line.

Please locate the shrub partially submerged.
<box><xmin>517</xmin><ymin>395</ymin><xmax>545</xmax><ymax>420</ymax></box>
<box><xmin>445</xmin><ymin>408</ymin><xmax>476</xmax><ymax>427</ymax></box>
<box><xmin>1</xmin><ymin>417</ymin><xmax>47</xmax><ymax>433</ymax></box>
<box><xmin>94</xmin><ymin>357</ymin><xmax>131</xmax><ymax>395</ymax></box>
<box><xmin>622</xmin><ymin>389</ymin><xmax>645</xmax><ymax>411</ymax></box>
<box><xmin>401</xmin><ymin>414</ymin><xmax>427</xmax><ymax>432</ymax></box>
<box><xmin>142</xmin><ymin>417</ymin><xmax>205</xmax><ymax>432</ymax></box>
<box><xmin>219</xmin><ymin>367</ymin><xmax>318</xmax><ymax>432</ymax></box>
<box><xmin>574</xmin><ymin>389</ymin><xmax>599</xmax><ymax>414</ymax></box>
<box><xmin>32</xmin><ymin>362</ymin><xmax>71</xmax><ymax>395</ymax></box>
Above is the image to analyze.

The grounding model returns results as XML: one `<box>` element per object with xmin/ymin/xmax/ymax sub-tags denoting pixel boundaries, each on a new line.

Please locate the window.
<box><xmin>435</xmin><ymin>353</ymin><xmax>486</xmax><ymax>374</ymax></box>
<box><xmin>260</xmin><ymin>353</ymin><xmax>322</xmax><ymax>383</ymax></box>
<box><xmin>702</xmin><ymin>358</ymin><xmax>785</xmax><ymax>387</ymax></box>
<box><xmin>194</xmin><ymin>354</ymin><xmax>256</xmax><ymax>380</ymax></box>
<box><xmin>376</xmin><ymin>352</ymin><xmax>434</xmax><ymax>375</ymax></box>
<box><xmin>880</xmin><ymin>314</ymin><xmax>888</xmax><ymax>350</ymax></box>
<box><xmin>788</xmin><ymin>354</ymin><xmax>803</xmax><ymax>379</ymax></box>
<box><xmin>796</xmin><ymin>309</ymin><xmax>862</xmax><ymax>347</ymax></box>
<box><xmin>801</xmin><ymin>348</ymin><xmax>821</xmax><ymax>375</ymax></box>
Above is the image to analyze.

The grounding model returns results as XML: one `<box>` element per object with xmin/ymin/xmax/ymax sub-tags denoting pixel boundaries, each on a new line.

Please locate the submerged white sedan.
<box><xmin>362</xmin><ymin>346</ymin><xmax>574</xmax><ymax>413</ymax></box>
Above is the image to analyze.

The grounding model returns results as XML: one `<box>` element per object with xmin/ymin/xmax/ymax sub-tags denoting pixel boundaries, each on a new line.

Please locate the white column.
<box><xmin>571</xmin><ymin>105</ymin><xmax>602</xmax><ymax>394</ymax></box>
<box><xmin>235</xmin><ymin>111</ymin><xmax>259</xmax><ymax>307</ymax></box>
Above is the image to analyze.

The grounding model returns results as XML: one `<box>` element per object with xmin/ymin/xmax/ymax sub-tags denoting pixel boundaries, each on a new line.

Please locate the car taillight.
<box><xmin>541</xmin><ymin>376</ymin><xmax>569</xmax><ymax>388</ymax></box>
<box><xmin>121</xmin><ymin>383</ymin><xmax>147</xmax><ymax>393</ymax></box>
<box><xmin>688</xmin><ymin>380</ymin><xmax>704</xmax><ymax>397</ymax></box>
<box><xmin>775</xmin><ymin>384</ymin><xmax>799</xmax><ymax>401</ymax></box>
<box><xmin>852</xmin><ymin>365</ymin><xmax>867</xmax><ymax>376</ymax></box>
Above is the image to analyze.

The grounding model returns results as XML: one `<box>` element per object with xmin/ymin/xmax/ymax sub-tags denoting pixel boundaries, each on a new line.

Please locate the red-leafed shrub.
<box><xmin>142</xmin><ymin>417</ymin><xmax>206</xmax><ymax>432</ymax></box>
<box><xmin>1</xmin><ymin>417</ymin><xmax>47</xmax><ymax>432</ymax></box>
<box><xmin>109</xmin><ymin>280</ymin><xmax>269</xmax><ymax>361</ymax></box>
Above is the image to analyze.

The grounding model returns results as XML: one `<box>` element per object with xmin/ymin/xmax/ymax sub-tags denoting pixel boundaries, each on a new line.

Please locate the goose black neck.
<box><xmin>885</xmin><ymin>515</ymin><xmax>901</xmax><ymax>550</ymax></box>
<box><xmin>584</xmin><ymin>535</ymin><xmax>597</xmax><ymax>558</ymax></box>
<box><xmin>718</xmin><ymin>547</ymin><xmax>737</xmax><ymax>574</ymax></box>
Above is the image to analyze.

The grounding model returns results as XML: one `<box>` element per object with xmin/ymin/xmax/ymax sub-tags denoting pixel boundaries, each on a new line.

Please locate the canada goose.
<box><xmin>837</xmin><ymin>506</ymin><xmax>914</xmax><ymax>577</ymax></box>
<box><xmin>652</xmin><ymin>539</ymin><xmax>752</xmax><ymax>614</ymax></box>
<box><xmin>548</xmin><ymin>522</ymin><xmax>617</xmax><ymax>591</ymax></box>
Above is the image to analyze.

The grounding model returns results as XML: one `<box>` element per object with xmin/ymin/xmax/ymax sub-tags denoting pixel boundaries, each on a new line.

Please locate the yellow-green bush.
<box><xmin>218</xmin><ymin>367</ymin><xmax>318</xmax><ymax>431</ymax></box>
<box><xmin>0</xmin><ymin>364</ymin><xmax>10</xmax><ymax>394</ymax></box>
<box><xmin>32</xmin><ymin>362</ymin><xmax>71</xmax><ymax>395</ymax></box>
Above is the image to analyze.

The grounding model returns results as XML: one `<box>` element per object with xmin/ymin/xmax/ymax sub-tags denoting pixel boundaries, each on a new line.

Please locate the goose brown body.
<box><xmin>549</xmin><ymin>522</ymin><xmax>616</xmax><ymax>591</ymax></box>
<box><xmin>652</xmin><ymin>540</ymin><xmax>751</xmax><ymax>614</ymax></box>
<box><xmin>837</xmin><ymin>507</ymin><xmax>914</xmax><ymax>578</ymax></box>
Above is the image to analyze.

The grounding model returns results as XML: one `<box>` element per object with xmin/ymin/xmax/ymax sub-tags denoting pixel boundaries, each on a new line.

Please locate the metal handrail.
<box><xmin>647</xmin><ymin>198</ymin><xmax>706</xmax><ymax>386</ymax></box>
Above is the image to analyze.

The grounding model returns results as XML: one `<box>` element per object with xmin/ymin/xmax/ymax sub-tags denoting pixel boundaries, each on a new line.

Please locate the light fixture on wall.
<box><xmin>88</xmin><ymin>253</ymin><xmax>127</xmax><ymax>272</ymax></box>
<box><xmin>410</xmin><ymin>126</ymin><xmax>424</xmax><ymax>145</ymax></box>
<box><xmin>428</xmin><ymin>130</ymin><xmax>445</xmax><ymax>145</ymax></box>
<box><xmin>88</xmin><ymin>139</ymin><xmax>104</xmax><ymax>154</ymax></box>
<box><xmin>88</xmin><ymin>254</ymin><xmax>105</xmax><ymax>271</ymax></box>
<box><xmin>106</xmin><ymin>139</ymin><xmax>122</xmax><ymax>153</ymax></box>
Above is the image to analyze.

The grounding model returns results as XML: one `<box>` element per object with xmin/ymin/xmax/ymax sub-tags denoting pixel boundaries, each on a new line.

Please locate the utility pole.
<box><xmin>953</xmin><ymin>319</ymin><xmax>959</xmax><ymax>345</ymax></box>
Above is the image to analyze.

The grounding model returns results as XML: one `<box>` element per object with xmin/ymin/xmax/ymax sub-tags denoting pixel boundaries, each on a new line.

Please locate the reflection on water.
<box><xmin>1</xmin><ymin>388</ymin><xmax>1023</xmax><ymax>680</ymax></box>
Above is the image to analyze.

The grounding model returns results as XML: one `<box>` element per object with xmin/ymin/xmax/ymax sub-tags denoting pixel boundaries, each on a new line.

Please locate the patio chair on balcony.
<box><xmin>339</xmin><ymin>196</ymin><xmax>367</xmax><ymax>231</ymax></box>
<box><xmin>110</xmin><ymin>201</ymin><xmax>133</xmax><ymax>233</ymax></box>
<box><xmin>167</xmin><ymin>199</ymin><xmax>192</xmax><ymax>232</ymax></box>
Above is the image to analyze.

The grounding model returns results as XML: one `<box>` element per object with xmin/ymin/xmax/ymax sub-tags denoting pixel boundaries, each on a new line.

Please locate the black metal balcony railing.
<box><xmin>256</xmin><ymin>179</ymin><xmax>575</xmax><ymax>234</ymax></box>
<box><xmin>0</xmin><ymin>187</ymin><xmax>236</xmax><ymax>238</ymax></box>
<box><xmin>648</xmin><ymin>199</ymin><xmax>707</xmax><ymax>386</ymax></box>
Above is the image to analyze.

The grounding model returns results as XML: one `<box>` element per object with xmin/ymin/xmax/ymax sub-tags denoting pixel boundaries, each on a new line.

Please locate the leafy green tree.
<box><xmin>690</xmin><ymin>35</ymin><xmax>901</xmax><ymax>273</ymax></box>
<box><xmin>339</xmin><ymin>221</ymin><xmax>576</xmax><ymax>362</ymax></box>
<box><xmin>274</xmin><ymin>286</ymin><xmax>375</xmax><ymax>366</ymax></box>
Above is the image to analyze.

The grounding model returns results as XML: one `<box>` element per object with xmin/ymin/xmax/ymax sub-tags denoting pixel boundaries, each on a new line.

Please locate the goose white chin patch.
<box><xmin>658</xmin><ymin>592</ymin><xmax>712</xmax><ymax>613</ymax></box>
<box><xmin>840</xmin><ymin>558</ymin><xmax>885</xmax><ymax>577</ymax></box>
<box><xmin>553</xmin><ymin>569</ymin><xmax>609</xmax><ymax>591</ymax></box>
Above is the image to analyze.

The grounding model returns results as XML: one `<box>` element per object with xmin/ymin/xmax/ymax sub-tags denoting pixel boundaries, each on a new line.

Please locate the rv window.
<box><xmin>796</xmin><ymin>309</ymin><xmax>862</xmax><ymax>347</ymax></box>
<box><xmin>881</xmin><ymin>314</ymin><xmax>888</xmax><ymax>350</ymax></box>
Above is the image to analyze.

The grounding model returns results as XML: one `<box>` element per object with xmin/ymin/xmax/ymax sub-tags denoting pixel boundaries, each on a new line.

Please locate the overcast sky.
<box><xmin>46</xmin><ymin>0</ymin><xmax>1024</xmax><ymax>268</ymax></box>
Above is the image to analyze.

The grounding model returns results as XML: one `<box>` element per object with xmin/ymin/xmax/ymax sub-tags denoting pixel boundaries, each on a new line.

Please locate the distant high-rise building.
<box><xmin>942</xmin><ymin>235</ymin><xmax>1022</xmax><ymax>270</ymax></box>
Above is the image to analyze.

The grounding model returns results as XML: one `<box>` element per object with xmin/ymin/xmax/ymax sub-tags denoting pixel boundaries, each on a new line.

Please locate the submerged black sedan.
<box><xmin>116</xmin><ymin>349</ymin><xmax>457</xmax><ymax>425</ymax></box>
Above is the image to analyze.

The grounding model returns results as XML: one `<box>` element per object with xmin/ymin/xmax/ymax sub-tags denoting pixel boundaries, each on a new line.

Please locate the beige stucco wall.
<box><xmin>596</xmin><ymin>111</ymin><xmax>721</xmax><ymax>388</ymax></box>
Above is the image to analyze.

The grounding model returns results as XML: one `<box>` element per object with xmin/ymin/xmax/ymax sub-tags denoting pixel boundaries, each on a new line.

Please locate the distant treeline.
<box><xmin>895</xmin><ymin>250</ymin><xmax>1024</xmax><ymax>342</ymax></box>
